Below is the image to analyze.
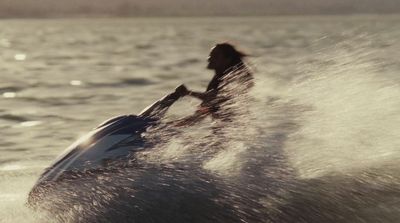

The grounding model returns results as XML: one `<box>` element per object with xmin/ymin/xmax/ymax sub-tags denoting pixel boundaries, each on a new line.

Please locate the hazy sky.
<box><xmin>0</xmin><ymin>0</ymin><xmax>399</xmax><ymax>17</ymax></box>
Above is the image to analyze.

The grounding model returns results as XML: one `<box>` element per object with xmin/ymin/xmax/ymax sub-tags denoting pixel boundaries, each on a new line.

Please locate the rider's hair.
<box><xmin>215</xmin><ymin>42</ymin><xmax>248</xmax><ymax>65</ymax></box>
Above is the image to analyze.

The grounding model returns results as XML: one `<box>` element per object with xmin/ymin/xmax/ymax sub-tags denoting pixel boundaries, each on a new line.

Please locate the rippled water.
<box><xmin>0</xmin><ymin>16</ymin><xmax>399</xmax><ymax>222</ymax></box>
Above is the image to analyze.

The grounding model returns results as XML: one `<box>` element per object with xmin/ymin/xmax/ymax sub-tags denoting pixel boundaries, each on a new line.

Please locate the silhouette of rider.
<box><xmin>174</xmin><ymin>42</ymin><xmax>253</xmax><ymax>124</ymax></box>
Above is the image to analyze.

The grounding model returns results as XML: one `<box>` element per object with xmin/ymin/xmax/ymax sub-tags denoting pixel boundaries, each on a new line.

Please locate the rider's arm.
<box><xmin>187</xmin><ymin>91</ymin><xmax>207</xmax><ymax>101</ymax></box>
<box><xmin>187</xmin><ymin>90</ymin><xmax>215</xmax><ymax>101</ymax></box>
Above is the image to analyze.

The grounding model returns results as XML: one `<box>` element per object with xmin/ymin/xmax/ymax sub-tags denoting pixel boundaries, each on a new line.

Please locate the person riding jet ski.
<box><xmin>28</xmin><ymin>43</ymin><xmax>253</xmax><ymax>207</ymax></box>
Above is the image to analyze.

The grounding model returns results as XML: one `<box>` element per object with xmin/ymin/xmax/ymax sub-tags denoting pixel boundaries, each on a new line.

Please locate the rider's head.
<box><xmin>207</xmin><ymin>42</ymin><xmax>248</xmax><ymax>72</ymax></box>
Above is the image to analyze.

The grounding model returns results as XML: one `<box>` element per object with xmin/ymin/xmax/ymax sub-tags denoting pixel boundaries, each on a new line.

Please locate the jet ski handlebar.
<box><xmin>138</xmin><ymin>84</ymin><xmax>187</xmax><ymax>118</ymax></box>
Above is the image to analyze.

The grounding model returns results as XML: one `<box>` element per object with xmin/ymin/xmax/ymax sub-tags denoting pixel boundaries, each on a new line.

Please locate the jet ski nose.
<box><xmin>28</xmin><ymin>90</ymin><xmax>183</xmax><ymax>209</ymax></box>
<box><xmin>28</xmin><ymin>175</ymin><xmax>54</xmax><ymax>207</ymax></box>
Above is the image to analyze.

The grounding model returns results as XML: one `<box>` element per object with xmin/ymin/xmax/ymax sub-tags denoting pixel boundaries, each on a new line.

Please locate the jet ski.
<box><xmin>28</xmin><ymin>85</ymin><xmax>187</xmax><ymax>206</ymax></box>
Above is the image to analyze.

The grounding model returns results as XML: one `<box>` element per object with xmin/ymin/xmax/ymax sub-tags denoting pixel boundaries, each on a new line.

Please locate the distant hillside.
<box><xmin>0</xmin><ymin>0</ymin><xmax>399</xmax><ymax>18</ymax></box>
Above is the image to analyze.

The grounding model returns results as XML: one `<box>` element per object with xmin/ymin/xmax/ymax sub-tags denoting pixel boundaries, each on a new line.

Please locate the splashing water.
<box><xmin>29</xmin><ymin>40</ymin><xmax>400</xmax><ymax>222</ymax></box>
<box><xmin>29</xmin><ymin>65</ymin><xmax>296</xmax><ymax>223</ymax></box>
<box><xmin>281</xmin><ymin>36</ymin><xmax>400</xmax><ymax>222</ymax></box>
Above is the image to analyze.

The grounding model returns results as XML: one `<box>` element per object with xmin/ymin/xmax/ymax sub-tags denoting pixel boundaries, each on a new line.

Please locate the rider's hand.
<box><xmin>174</xmin><ymin>84</ymin><xmax>189</xmax><ymax>97</ymax></box>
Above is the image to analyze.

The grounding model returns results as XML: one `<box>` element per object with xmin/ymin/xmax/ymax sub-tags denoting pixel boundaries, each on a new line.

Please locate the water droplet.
<box><xmin>20</xmin><ymin>121</ymin><xmax>42</xmax><ymax>127</ymax></box>
<box><xmin>2</xmin><ymin>92</ymin><xmax>16</xmax><ymax>98</ymax></box>
<box><xmin>14</xmin><ymin>54</ymin><xmax>26</xmax><ymax>61</ymax></box>
<box><xmin>70</xmin><ymin>80</ymin><xmax>82</xmax><ymax>86</ymax></box>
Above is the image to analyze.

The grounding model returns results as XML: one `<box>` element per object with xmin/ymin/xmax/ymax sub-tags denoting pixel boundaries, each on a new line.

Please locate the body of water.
<box><xmin>0</xmin><ymin>16</ymin><xmax>399</xmax><ymax>222</ymax></box>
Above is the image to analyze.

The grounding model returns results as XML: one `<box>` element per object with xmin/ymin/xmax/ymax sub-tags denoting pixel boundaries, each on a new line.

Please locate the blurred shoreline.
<box><xmin>0</xmin><ymin>13</ymin><xmax>399</xmax><ymax>20</ymax></box>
